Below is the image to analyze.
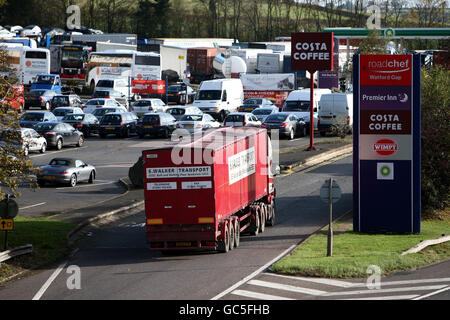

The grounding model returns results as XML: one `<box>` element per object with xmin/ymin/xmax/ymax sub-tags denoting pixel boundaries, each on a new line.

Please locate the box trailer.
<box><xmin>187</xmin><ymin>47</ymin><xmax>219</xmax><ymax>84</ymax></box>
<box><xmin>143</xmin><ymin>127</ymin><xmax>276</xmax><ymax>252</ymax></box>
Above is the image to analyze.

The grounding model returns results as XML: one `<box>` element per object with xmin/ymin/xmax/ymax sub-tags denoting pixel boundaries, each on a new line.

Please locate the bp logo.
<box><xmin>377</xmin><ymin>162</ymin><xmax>394</xmax><ymax>180</ymax></box>
<box><xmin>384</xmin><ymin>28</ymin><xmax>395</xmax><ymax>38</ymax></box>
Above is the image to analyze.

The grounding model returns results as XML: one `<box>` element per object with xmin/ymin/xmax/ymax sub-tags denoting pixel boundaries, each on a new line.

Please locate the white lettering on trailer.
<box><xmin>146</xmin><ymin>166</ymin><xmax>211</xmax><ymax>179</ymax></box>
<box><xmin>228</xmin><ymin>147</ymin><xmax>256</xmax><ymax>185</ymax></box>
<box><xmin>147</xmin><ymin>182</ymin><xmax>177</xmax><ymax>190</ymax></box>
<box><xmin>181</xmin><ymin>181</ymin><xmax>212</xmax><ymax>190</ymax></box>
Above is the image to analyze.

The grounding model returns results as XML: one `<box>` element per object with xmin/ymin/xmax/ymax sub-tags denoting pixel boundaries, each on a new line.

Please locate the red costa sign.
<box><xmin>360</xmin><ymin>55</ymin><xmax>412</xmax><ymax>86</ymax></box>
<box><xmin>373</xmin><ymin>138</ymin><xmax>398</xmax><ymax>156</ymax></box>
<box><xmin>291</xmin><ymin>32</ymin><xmax>333</xmax><ymax>71</ymax></box>
<box><xmin>132</xmin><ymin>80</ymin><xmax>165</xmax><ymax>94</ymax></box>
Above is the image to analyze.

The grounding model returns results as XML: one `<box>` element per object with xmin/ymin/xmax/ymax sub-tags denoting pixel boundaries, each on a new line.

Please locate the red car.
<box><xmin>1</xmin><ymin>84</ymin><xmax>25</xmax><ymax>112</ymax></box>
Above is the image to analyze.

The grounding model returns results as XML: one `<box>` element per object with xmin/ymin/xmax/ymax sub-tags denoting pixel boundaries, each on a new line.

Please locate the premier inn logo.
<box><xmin>365</xmin><ymin>58</ymin><xmax>410</xmax><ymax>73</ymax></box>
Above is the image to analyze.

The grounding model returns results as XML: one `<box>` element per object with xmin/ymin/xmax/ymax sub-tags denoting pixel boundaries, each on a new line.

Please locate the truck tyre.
<box><xmin>217</xmin><ymin>227</ymin><xmax>229</xmax><ymax>253</ymax></box>
<box><xmin>234</xmin><ymin>219</ymin><xmax>240</xmax><ymax>248</ymax></box>
<box><xmin>259</xmin><ymin>204</ymin><xmax>266</xmax><ymax>233</ymax></box>
<box><xmin>266</xmin><ymin>203</ymin><xmax>275</xmax><ymax>226</ymax></box>
<box><xmin>249</xmin><ymin>206</ymin><xmax>260</xmax><ymax>236</ymax></box>
<box><xmin>229</xmin><ymin>223</ymin><xmax>235</xmax><ymax>251</ymax></box>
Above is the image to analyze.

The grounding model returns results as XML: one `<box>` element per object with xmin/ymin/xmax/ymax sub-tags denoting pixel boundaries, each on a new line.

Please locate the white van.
<box><xmin>282</xmin><ymin>88</ymin><xmax>331</xmax><ymax>131</ymax></box>
<box><xmin>193</xmin><ymin>79</ymin><xmax>244</xmax><ymax>122</ymax></box>
<box><xmin>94</xmin><ymin>78</ymin><xmax>130</xmax><ymax>98</ymax></box>
<box><xmin>318</xmin><ymin>93</ymin><xmax>353</xmax><ymax>136</ymax></box>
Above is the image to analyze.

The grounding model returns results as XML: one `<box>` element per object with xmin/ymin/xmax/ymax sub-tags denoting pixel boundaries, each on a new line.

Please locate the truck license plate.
<box><xmin>145</xmin><ymin>125</ymin><xmax>153</xmax><ymax>128</ymax></box>
<box><xmin>175</xmin><ymin>241</ymin><xmax>191</xmax><ymax>247</ymax></box>
<box><xmin>106</xmin><ymin>127</ymin><xmax>115</xmax><ymax>130</ymax></box>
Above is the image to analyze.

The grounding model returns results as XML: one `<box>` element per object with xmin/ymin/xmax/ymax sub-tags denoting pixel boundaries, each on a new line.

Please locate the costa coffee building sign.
<box><xmin>291</xmin><ymin>32</ymin><xmax>333</xmax><ymax>71</ymax></box>
<box><xmin>353</xmin><ymin>54</ymin><xmax>421</xmax><ymax>234</ymax></box>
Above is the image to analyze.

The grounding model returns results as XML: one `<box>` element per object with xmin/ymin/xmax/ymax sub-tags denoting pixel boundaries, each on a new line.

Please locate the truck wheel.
<box><xmin>266</xmin><ymin>203</ymin><xmax>275</xmax><ymax>227</ymax></box>
<box><xmin>217</xmin><ymin>227</ymin><xmax>229</xmax><ymax>253</ymax></box>
<box><xmin>229</xmin><ymin>223</ymin><xmax>235</xmax><ymax>251</ymax></box>
<box><xmin>259</xmin><ymin>204</ymin><xmax>266</xmax><ymax>233</ymax></box>
<box><xmin>249</xmin><ymin>207</ymin><xmax>260</xmax><ymax>236</ymax></box>
<box><xmin>234</xmin><ymin>219</ymin><xmax>240</xmax><ymax>248</ymax></box>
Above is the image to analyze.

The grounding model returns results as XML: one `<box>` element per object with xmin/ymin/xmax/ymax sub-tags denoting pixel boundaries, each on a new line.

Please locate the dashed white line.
<box><xmin>248</xmin><ymin>279</ymin><xmax>326</xmax><ymax>296</ymax></box>
<box><xmin>263</xmin><ymin>273</ymin><xmax>354</xmax><ymax>288</ymax></box>
<box><xmin>20</xmin><ymin>202</ymin><xmax>46</xmax><ymax>210</ymax></box>
<box><xmin>231</xmin><ymin>290</ymin><xmax>293</xmax><ymax>300</ymax></box>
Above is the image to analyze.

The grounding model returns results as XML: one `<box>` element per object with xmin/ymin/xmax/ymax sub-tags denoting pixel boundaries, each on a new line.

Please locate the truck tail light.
<box><xmin>147</xmin><ymin>218</ymin><xmax>163</xmax><ymax>225</ymax></box>
<box><xmin>198</xmin><ymin>217</ymin><xmax>214</xmax><ymax>224</ymax></box>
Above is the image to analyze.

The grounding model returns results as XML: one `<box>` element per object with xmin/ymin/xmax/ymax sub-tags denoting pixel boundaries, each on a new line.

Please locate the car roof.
<box><xmin>227</xmin><ymin>112</ymin><xmax>252</xmax><ymax>116</ymax></box>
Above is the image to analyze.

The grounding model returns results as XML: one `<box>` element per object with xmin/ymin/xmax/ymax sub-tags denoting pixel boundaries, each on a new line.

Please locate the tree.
<box><xmin>0</xmin><ymin>49</ymin><xmax>38</xmax><ymax>199</ymax></box>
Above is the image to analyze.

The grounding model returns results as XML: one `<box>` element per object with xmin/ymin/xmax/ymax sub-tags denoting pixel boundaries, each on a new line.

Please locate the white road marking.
<box><xmin>231</xmin><ymin>290</ymin><xmax>293</xmax><ymax>300</ymax></box>
<box><xmin>29</xmin><ymin>147</ymin><xmax>87</xmax><ymax>158</ymax></box>
<box><xmin>340</xmin><ymin>295</ymin><xmax>419</xmax><ymax>300</ymax></box>
<box><xmin>346</xmin><ymin>277</ymin><xmax>450</xmax><ymax>288</ymax></box>
<box><xmin>323</xmin><ymin>285</ymin><xmax>447</xmax><ymax>297</ymax></box>
<box><xmin>210</xmin><ymin>244</ymin><xmax>297</xmax><ymax>300</ymax></box>
<box><xmin>55</xmin><ymin>181</ymin><xmax>115</xmax><ymax>190</ymax></box>
<box><xmin>263</xmin><ymin>273</ymin><xmax>354</xmax><ymax>288</ymax></box>
<box><xmin>20</xmin><ymin>202</ymin><xmax>46</xmax><ymax>210</ymax></box>
<box><xmin>32</xmin><ymin>261</ymin><xmax>67</xmax><ymax>300</ymax></box>
<box><xmin>413</xmin><ymin>285</ymin><xmax>450</xmax><ymax>300</ymax></box>
<box><xmin>248</xmin><ymin>279</ymin><xmax>326</xmax><ymax>296</ymax></box>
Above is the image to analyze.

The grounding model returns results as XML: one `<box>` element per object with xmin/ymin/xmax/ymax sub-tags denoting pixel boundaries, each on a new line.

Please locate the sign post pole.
<box><xmin>307</xmin><ymin>71</ymin><xmax>316</xmax><ymax>151</ymax></box>
<box><xmin>327</xmin><ymin>178</ymin><xmax>333</xmax><ymax>257</ymax></box>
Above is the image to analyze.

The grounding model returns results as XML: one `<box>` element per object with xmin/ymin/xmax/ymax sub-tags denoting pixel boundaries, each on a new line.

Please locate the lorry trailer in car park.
<box><xmin>143</xmin><ymin>127</ymin><xmax>276</xmax><ymax>252</ymax></box>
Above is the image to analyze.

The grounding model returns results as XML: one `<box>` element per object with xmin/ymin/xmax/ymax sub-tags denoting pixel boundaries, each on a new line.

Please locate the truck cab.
<box><xmin>30</xmin><ymin>74</ymin><xmax>62</xmax><ymax>94</ymax></box>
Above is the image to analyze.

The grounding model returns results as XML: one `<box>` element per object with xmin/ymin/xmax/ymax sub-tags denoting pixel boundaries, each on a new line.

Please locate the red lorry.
<box><xmin>143</xmin><ymin>127</ymin><xmax>276</xmax><ymax>252</ymax></box>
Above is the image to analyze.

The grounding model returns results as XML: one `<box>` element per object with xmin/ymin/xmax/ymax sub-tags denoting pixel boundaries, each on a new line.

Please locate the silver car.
<box><xmin>37</xmin><ymin>158</ymin><xmax>96</xmax><ymax>187</ymax></box>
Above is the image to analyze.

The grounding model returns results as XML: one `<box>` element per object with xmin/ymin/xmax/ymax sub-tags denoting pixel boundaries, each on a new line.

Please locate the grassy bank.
<box><xmin>0</xmin><ymin>216</ymin><xmax>75</xmax><ymax>282</ymax></box>
<box><xmin>272</xmin><ymin>210</ymin><xmax>450</xmax><ymax>278</ymax></box>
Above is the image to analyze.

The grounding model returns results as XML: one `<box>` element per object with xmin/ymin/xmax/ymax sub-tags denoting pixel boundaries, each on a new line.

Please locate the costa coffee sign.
<box><xmin>291</xmin><ymin>32</ymin><xmax>334</xmax><ymax>71</ymax></box>
<box><xmin>373</xmin><ymin>139</ymin><xmax>398</xmax><ymax>156</ymax></box>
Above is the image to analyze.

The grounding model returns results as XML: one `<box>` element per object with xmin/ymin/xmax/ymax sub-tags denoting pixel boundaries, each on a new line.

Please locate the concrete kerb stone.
<box><xmin>280</xmin><ymin>144</ymin><xmax>353</xmax><ymax>174</ymax></box>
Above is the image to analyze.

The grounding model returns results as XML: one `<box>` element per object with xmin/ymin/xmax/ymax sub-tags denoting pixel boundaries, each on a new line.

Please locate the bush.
<box><xmin>421</xmin><ymin>66</ymin><xmax>450</xmax><ymax>217</ymax></box>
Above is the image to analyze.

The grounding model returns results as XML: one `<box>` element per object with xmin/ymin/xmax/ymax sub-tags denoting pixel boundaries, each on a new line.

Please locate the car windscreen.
<box><xmin>101</xmin><ymin>115</ymin><xmax>122</xmax><ymax>124</ymax></box>
<box><xmin>36</xmin><ymin>75</ymin><xmax>54</xmax><ymax>84</ymax></box>
<box><xmin>34</xmin><ymin>122</ymin><xmax>57</xmax><ymax>130</ymax></box>
<box><xmin>167</xmin><ymin>108</ymin><xmax>185</xmax><ymax>115</ymax></box>
<box><xmin>93</xmin><ymin>108</ymin><xmax>116</xmax><ymax>116</ymax></box>
<box><xmin>142</xmin><ymin>115</ymin><xmax>160</xmax><ymax>124</ymax></box>
<box><xmin>132</xmin><ymin>100</ymin><xmax>151</xmax><ymax>107</ymax></box>
<box><xmin>244</xmin><ymin>99</ymin><xmax>262</xmax><ymax>105</ymax></box>
<box><xmin>253</xmin><ymin>109</ymin><xmax>273</xmax><ymax>115</ymax></box>
<box><xmin>63</xmin><ymin>114</ymin><xmax>85</xmax><ymax>121</ymax></box>
<box><xmin>284</xmin><ymin>100</ymin><xmax>310</xmax><ymax>112</ymax></box>
<box><xmin>52</xmin><ymin>96</ymin><xmax>69</xmax><ymax>104</ymax></box>
<box><xmin>168</xmin><ymin>85</ymin><xmax>184</xmax><ymax>92</ymax></box>
<box><xmin>49</xmin><ymin>159</ymin><xmax>73</xmax><ymax>166</ymax></box>
<box><xmin>21</xmin><ymin>113</ymin><xmax>44</xmax><ymax>121</ymax></box>
<box><xmin>86</xmin><ymin>100</ymin><xmax>105</xmax><ymax>106</ymax></box>
<box><xmin>53</xmin><ymin>109</ymin><xmax>72</xmax><ymax>116</ymax></box>
<box><xmin>265</xmin><ymin>114</ymin><xmax>288</xmax><ymax>122</ymax></box>
<box><xmin>29</xmin><ymin>90</ymin><xmax>45</xmax><ymax>97</ymax></box>
<box><xmin>195</xmin><ymin>90</ymin><xmax>221</xmax><ymax>101</ymax></box>
<box><xmin>180</xmin><ymin>115</ymin><xmax>202</xmax><ymax>121</ymax></box>
<box><xmin>225</xmin><ymin>115</ymin><xmax>244</xmax><ymax>122</ymax></box>
<box><xmin>93</xmin><ymin>91</ymin><xmax>109</xmax><ymax>98</ymax></box>
<box><xmin>96</xmin><ymin>80</ymin><xmax>114</xmax><ymax>88</ymax></box>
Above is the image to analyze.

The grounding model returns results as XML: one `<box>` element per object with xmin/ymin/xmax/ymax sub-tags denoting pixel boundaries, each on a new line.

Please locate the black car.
<box><xmin>238</xmin><ymin>98</ymin><xmax>274</xmax><ymax>113</ymax></box>
<box><xmin>62</xmin><ymin>113</ymin><xmax>99</xmax><ymax>137</ymax></box>
<box><xmin>34</xmin><ymin>122</ymin><xmax>84</xmax><ymax>150</ymax></box>
<box><xmin>262</xmin><ymin>112</ymin><xmax>307</xmax><ymax>140</ymax></box>
<box><xmin>19</xmin><ymin>111</ymin><xmax>57</xmax><ymax>128</ymax></box>
<box><xmin>136</xmin><ymin>113</ymin><xmax>177</xmax><ymax>138</ymax></box>
<box><xmin>25</xmin><ymin>89</ymin><xmax>57</xmax><ymax>110</ymax></box>
<box><xmin>99</xmin><ymin>112</ymin><xmax>138</xmax><ymax>138</ymax></box>
<box><xmin>167</xmin><ymin>84</ymin><xmax>196</xmax><ymax>104</ymax></box>
<box><xmin>50</xmin><ymin>94</ymin><xmax>82</xmax><ymax>110</ymax></box>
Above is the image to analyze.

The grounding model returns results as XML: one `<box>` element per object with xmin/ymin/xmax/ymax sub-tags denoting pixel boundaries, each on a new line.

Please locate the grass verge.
<box><xmin>0</xmin><ymin>216</ymin><xmax>75</xmax><ymax>283</ymax></box>
<box><xmin>271</xmin><ymin>209</ymin><xmax>450</xmax><ymax>278</ymax></box>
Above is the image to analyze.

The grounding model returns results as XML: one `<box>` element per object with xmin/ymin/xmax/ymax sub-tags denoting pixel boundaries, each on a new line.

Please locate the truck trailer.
<box><xmin>143</xmin><ymin>127</ymin><xmax>276</xmax><ymax>252</ymax></box>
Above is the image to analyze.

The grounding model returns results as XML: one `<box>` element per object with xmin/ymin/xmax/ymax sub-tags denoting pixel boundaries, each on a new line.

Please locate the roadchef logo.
<box><xmin>373</xmin><ymin>139</ymin><xmax>398</xmax><ymax>156</ymax></box>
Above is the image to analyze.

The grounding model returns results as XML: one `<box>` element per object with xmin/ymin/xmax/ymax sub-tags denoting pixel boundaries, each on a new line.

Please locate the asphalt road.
<box><xmin>0</xmin><ymin>155</ymin><xmax>354</xmax><ymax>300</ymax></box>
<box><xmin>15</xmin><ymin>131</ymin><xmax>342</xmax><ymax>218</ymax></box>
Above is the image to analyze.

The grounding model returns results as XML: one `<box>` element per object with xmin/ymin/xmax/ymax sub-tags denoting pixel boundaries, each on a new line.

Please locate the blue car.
<box><xmin>19</xmin><ymin>111</ymin><xmax>57</xmax><ymax>129</ymax></box>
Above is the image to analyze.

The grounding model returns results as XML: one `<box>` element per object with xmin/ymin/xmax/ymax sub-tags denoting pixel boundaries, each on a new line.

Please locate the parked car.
<box><xmin>91</xmin><ymin>107</ymin><xmax>126</xmax><ymax>121</ymax></box>
<box><xmin>0</xmin><ymin>128</ymin><xmax>47</xmax><ymax>156</ymax></box>
<box><xmin>20</xmin><ymin>25</ymin><xmax>41</xmax><ymax>39</ymax></box>
<box><xmin>99</xmin><ymin>112</ymin><xmax>138</xmax><ymax>138</ymax></box>
<box><xmin>82</xmin><ymin>98</ymin><xmax>126</xmax><ymax>114</ymax></box>
<box><xmin>36</xmin><ymin>158</ymin><xmax>96</xmax><ymax>187</ymax></box>
<box><xmin>262</xmin><ymin>112</ymin><xmax>307</xmax><ymax>140</ymax></box>
<box><xmin>223</xmin><ymin>113</ymin><xmax>261</xmax><ymax>127</ymax></box>
<box><xmin>252</xmin><ymin>106</ymin><xmax>279</xmax><ymax>123</ymax></box>
<box><xmin>176</xmin><ymin>114</ymin><xmax>221</xmax><ymax>133</ymax></box>
<box><xmin>238</xmin><ymin>98</ymin><xmax>274</xmax><ymax>112</ymax></box>
<box><xmin>62</xmin><ymin>113</ymin><xmax>99</xmax><ymax>137</ymax></box>
<box><xmin>52</xmin><ymin>107</ymin><xmax>84</xmax><ymax>121</ymax></box>
<box><xmin>166</xmin><ymin>106</ymin><xmax>202</xmax><ymax>121</ymax></box>
<box><xmin>167</xmin><ymin>84</ymin><xmax>196</xmax><ymax>104</ymax></box>
<box><xmin>50</xmin><ymin>94</ymin><xmax>83</xmax><ymax>110</ymax></box>
<box><xmin>130</xmin><ymin>98</ymin><xmax>167</xmax><ymax>117</ymax></box>
<box><xmin>19</xmin><ymin>111</ymin><xmax>57</xmax><ymax>128</ymax></box>
<box><xmin>136</xmin><ymin>113</ymin><xmax>177</xmax><ymax>138</ymax></box>
<box><xmin>34</xmin><ymin>122</ymin><xmax>84</xmax><ymax>150</ymax></box>
<box><xmin>25</xmin><ymin>89</ymin><xmax>57</xmax><ymax>110</ymax></box>
<box><xmin>1</xmin><ymin>84</ymin><xmax>25</xmax><ymax>112</ymax></box>
<box><xmin>92</xmin><ymin>89</ymin><xmax>128</xmax><ymax>108</ymax></box>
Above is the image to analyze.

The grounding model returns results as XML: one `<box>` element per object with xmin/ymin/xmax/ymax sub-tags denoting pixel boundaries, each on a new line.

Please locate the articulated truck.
<box><xmin>143</xmin><ymin>127</ymin><xmax>276</xmax><ymax>252</ymax></box>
